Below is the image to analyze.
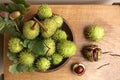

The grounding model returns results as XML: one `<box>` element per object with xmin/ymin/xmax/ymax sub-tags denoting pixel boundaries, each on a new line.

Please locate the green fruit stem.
<box><xmin>33</xmin><ymin>17</ymin><xmax>48</xmax><ymax>32</ymax></box>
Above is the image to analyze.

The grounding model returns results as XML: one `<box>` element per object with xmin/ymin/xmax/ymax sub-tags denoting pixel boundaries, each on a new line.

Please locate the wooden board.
<box><xmin>4</xmin><ymin>5</ymin><xmax>120</xmax><ymax>80</ymax></box>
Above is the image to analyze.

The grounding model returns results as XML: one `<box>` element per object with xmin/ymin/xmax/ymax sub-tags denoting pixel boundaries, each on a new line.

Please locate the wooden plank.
<box><xmin>0</xmin><ymin>34</ymin><xmax>4</xmax><ymax>74</ymax></box>
<box><xmin>4</xmin><ymin>5</ymin><xmax>120</xmax><ymax>80</ymax></box>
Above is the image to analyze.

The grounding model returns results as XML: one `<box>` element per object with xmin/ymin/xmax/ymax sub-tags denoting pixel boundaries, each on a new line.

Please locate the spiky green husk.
<box><xmin>23</xmin><ymin>20</ymin><xmax>40</xmax><ymax>39</ymax></box>
<box><xmin>41</xmin><ymin>19</ymin><xmax>57</xmax><ymax>38</ymax></box>
<box><xmin>52</xmin><ymin>15</ymin><xmax>63</xmax><ymax>28</ymax></box>
<box><xmin>52</xmin><ymin>29</ymin><xmax>67</xmax><ymax>42</ymax></box>
<box><xmin>37</xmin><ymin>5</ymin><xmax>52</xmax><ymax>19</ymax></box>
<box><xmin>43</xmin><ymin>38</ymin><xmax>55</xmax><ymax>56</ymax></box>
<box><xmin>52</xmin><ymin>53</ymin><xmax>63</xmax><ymax>65</ymax></box>
<box><xmin>8</xmin><ymin>38</ymin><xmax>23</xmax><ymax>53</ymax></box>
<box><xmin>57</xmin><ymin>40</ymin><xmax>77</xmax><ymax>58</ymax></box>
<box><xmin>36</xmin><ymin>57</ymin><xmax>51</xmax><ymax>71</ymax></box>
<box><xmin>85</xmin><ymin>25</ymin><xmax>105</xmax><ymax>42</ymax></box>
<box><xmin>19</xmin><ymin>51</ymin><xmax>35</xmax><ymax>66</ymax></box>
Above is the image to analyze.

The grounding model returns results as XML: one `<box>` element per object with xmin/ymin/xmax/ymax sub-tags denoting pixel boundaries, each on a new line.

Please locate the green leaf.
<box><xmin>0</xmin><ymin>17</ymin><xmax>2</xmax><ymax>20</ymax></box>
<box><xmin>32</xmin><ymin>41</ymin><xmax>46</xmax><ymax>56</ymax></box>
<box><xmin>7</xmin><ymin>3</ymin><xmax>17</xmax><ymax>13</ymax></box>
<box><xmin>1</xmin><ymin>26</ymin><xmax>21</xmax><ymax>37</ymax></box>
<box><xmin>30</xmin><ymin>40</ymin><xmax>46</xmax><ymax>56</ymax></box>
<box><xmin>47</xmin><ymin>57</ymin><xmax>52</xmax><ymax>63</ymax></box>
<box><xmin>7</xmin><ymin>52</ymin><xmax>19</xmax><ymax>64</ymax></box>
<box><xmin>9</xmin><ymin>63</ymin><xmax>29</xmax><ymax>74</ymax></box>
<box><xmin>0</xmin><ymin>4</ymin><xmax>7</xmax><ymax>11</ymax></box>
<box><xmin>27</xmin><ymin>39</ymin><xmax>38</xmax><ymax>51</ymax></box>
<box><xmin>0</xmin><ymin>17</ymin><xmax>4</xmax><ymax>31</ymax></box>
<box><xmin>9</xmin><ymin>64</ymin><xmax>19</xmax><ymax>74</ymax></box>
<box><xmin>22</xmin><ymin>39</ymin><xmax>30</xmax><ymax>47</ymax></box>
<box><xmin>23</xmin><ymin>39</ymin><xmax>46</xmax><ymax>56</ymax></box>
<box><xmin>14</xmin><ymin>15</ymin><xmax>24</xmax><ymax>32</ymax></box>
<box><xmin>0</xmin><ymin>0</ymin><xmax>30</xmax><ymax>36</ymax></box>
<box><xmin>11</xmin><ymin>0</ymin><xmax>30</xmax><ymax>8</ymax></box>
<box><xmin>0</xmin><ymin>0</ymin><xmax>30</xmax><ymax>13</ymax></box>
<box><xmin>16</xmin><ymin>63</ymin><xmax>28</xmax><ymax>73</ymax></box>
<box><xmin>28</xmin><ymin>65</ymin><xmax>37</xmax><ymax>72</ymax></box>
<box><xmin>7</xmin><ymin>3</ymin><xmax>28</xmax><ymax>14</ymax></box>
<box><xmin>0</xmin><ymin>17</ymin><xmax>21</xmax><ymax>37</ymax></box>
<box><xmin>15</xmin><ymin>15</ymin><xmax>24</xmax><ymax>26</ymax></box>
<box><xmin>17</xmin><ymin>4</ymin><xmax>28</xmax><ymax>14</ymax></box>
<box><xmin>0</xmin><ymin>21</ymin><xmax>5</xmax><ymax>31</ymax></box>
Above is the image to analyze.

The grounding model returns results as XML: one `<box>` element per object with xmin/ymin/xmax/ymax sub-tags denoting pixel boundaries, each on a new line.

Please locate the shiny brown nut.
<box><xmin>9</xmin><ymin>11</ymin><xmax>21</xmax><ymax>20</ymax></box>
<box><xmin>73</xmin><ymin>63</ymin><xmax>85</xmax><ymax>76</ymax></box>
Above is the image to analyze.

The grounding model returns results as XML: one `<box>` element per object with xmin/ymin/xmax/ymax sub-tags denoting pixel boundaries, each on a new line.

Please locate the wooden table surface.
<box><xmin>4</xmin><ymin>5</ymin><xmax>120</xmax><ymax>80</ymax></box>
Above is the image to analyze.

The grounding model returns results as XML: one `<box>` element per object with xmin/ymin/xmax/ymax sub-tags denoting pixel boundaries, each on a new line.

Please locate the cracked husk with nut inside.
<box><xmin>82</xmin><ymin>45</ymin><xmax>102</xmax><ymax>61</ymax></box>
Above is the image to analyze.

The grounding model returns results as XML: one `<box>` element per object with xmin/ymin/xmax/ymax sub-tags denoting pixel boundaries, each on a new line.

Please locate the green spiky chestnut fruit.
<box><xmin>19</xmin><ymin>51</ymin><xmax>35</xmax><ymax>66</ymax></box>
<box><xmin>85</xmin><ymin>25</ymin><xmax>105</xmax><ymax>42</ymax></box>
<box><xmin>23</xmin><ymin>20</ymin><xmax>40</xmax><ymax>39</ymax></box>
<box><xmin>51</xmin><ymin>15</ymin><xmax>63</xmax><ymax>28</ymax></box>
<box><xmin>43</xmin><ymin>38</ymin><xmax>55</xmax><ymax>56</ymax></box>
<box><xmin>37</xmin><ymin>5</ymin><xmax>52</xmax><ymax>19</ymax></box>
<box><xmin>52</xmin><ymin>29</ymin><xmax>67</xmax><ymax>42</ymax></box>
<box><xmin>8</xmin><ymin>38</ymin><xmax>23</xmax><ymax>53</ymax></box>
<box><xmin>41</xmin><ymin>19</ymin><xmax>57</xmax><ymax>38</ymax></box>
<box><xmin>52</xmin><ymin>53</ymin><xmax>63</xmax><ymax>65</ymax></box>
<box><xmin>57</xmin><ymin>40</ymin><xmax>77</xmax><ymax>58</ymax></box>
<box><xmin>36</xmin><ymin>57</ymin><xmax>51</xmax><ymax>71</ymax></box>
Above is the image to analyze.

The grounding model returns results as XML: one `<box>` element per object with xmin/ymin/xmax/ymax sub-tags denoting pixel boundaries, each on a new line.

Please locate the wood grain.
<box><xmin>4</xmin><ymin>5</ymin><xmax>120</xmax><ymax>80</ymax></box>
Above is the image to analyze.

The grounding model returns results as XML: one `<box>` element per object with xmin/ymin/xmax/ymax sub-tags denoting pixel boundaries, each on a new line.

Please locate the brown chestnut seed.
<box><xmin>93</xmin><ymin>49</ymin><xmax>98</xmax><ymax>61</ymax></box>
<box><xmin>74</xmin><ymin>66</ymin><xmax>84</xmax><ymax>74</ymax></box>
<box><xmin>73</xmin><ymin>63</ymin><xmax>85</xmax><ymax>76</ymax></box>
<box><xmin>94</xmin><ymin>48</ymin><xmax>101</xmax><ymax>61</ymax></box>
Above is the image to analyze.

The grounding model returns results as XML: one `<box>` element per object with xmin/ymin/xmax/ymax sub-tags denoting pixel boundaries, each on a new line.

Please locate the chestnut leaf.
<box><xmin>9</xmin><ymin>63</ymin><xmax>28</xmax><ymax>74</ymax></box>
<box><xmin>0</xmin><ymin>17</ymin><xmax>21</xmax><ymax>37</ymax></box>
<box><xmin>28</xmin><ymin>65</ymin><xmax>37</xmax><ymax>72</ymax></box>
<box><xmin>7</xmin><ymin>52</ymin><xmax>19</xmax><ymax>64</ymax></box>
<box><xmin>22</xmin><ymin>39</ymin><xmax>46</xmax><ymax>57</ymax></box>
<box><xmin>0</xmin><ymin>0</ymin><xmax>30</xmax><ymax>14</ymax></box>
<box><xmin>16</xmin><ymin>63</ymin><xmax>28</xmax><ymax>73</ymax></box>
<box><xmin>29</xmin><ymin>40</ymin><xmax>46</xmax><ymax>56</ymax></box>
<box><xmin>9</xmin><ymin>64</ymin><xmax>19</xmax><ymax>74</ymax></box>
<box><xmin>11</xmin><ymin>0</ymin><xmax>30</xmax><ymax>8</ymax></box>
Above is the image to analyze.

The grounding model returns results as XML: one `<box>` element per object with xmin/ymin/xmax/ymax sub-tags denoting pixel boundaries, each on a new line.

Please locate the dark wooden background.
<box><xmin>0</xmin><ymin>34</ymin><xmax>3</xmax><ymax>74</ymax></box>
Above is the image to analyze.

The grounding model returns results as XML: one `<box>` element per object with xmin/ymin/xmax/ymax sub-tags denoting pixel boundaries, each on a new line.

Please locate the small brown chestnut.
<box><xmin>73</xmin><ymin>63</ymin><xmax>85</xmax><ymax>76</ymax></box>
